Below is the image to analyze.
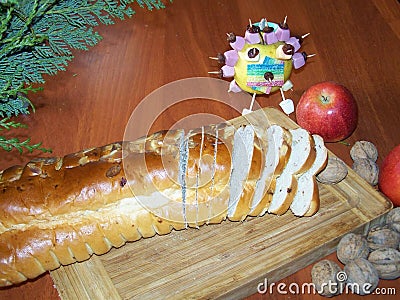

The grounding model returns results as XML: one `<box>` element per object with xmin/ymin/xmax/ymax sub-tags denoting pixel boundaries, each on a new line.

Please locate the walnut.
<box><xmin>316</xmin><ymin>157</ymin><xmax>348</xmax><ymax>184</ymax></box>
<box><xmin>368</xmin><ymin>248</ymin><xmax>400</xmax><ymax>279</ymax></box>
<box><xmin>344</xmin><ymin>258</ymin><xmax>379</xmax><ymax>295</ymax></box>
<box><xmin>386</xmin><ymin>208</ymin><xmax>400</xmax><ymax>234</ymax></box>
<box><xmin>350</xmin><ymin>141</ymin><xmax>378</xmax><ymax>162</ymax></box>
<box><xmin>352</xmin><ymin>158</ymin><xmax>379</xmax><ymax>186</ymax></box>
<box><xmin>336</xmin><ymin>233</ymin><xmax>369</xmax><ymax>264</ymax></box>
<box><xmin>367</xmin><ymin>226</ymin><xmax>400</xmax><ymax>250</ymax></box>
<box><xmin>311</xmin><ymin>259</ymin><xmax>343</xmax><ymax>297</ymax></box>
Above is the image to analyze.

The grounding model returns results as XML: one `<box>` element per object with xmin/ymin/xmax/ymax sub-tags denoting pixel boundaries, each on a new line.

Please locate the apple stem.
<box><xmin>338</xmin><ymin>140</ymin><xmax>351</xmax><ymax>146</ymax></box>
<box><xmin>321</xmin><ymin>95</ymin><xmax>330</xmax><ymax>104</ymax></box>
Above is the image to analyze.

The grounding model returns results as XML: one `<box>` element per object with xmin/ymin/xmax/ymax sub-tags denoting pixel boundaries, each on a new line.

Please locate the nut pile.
<box><xmin>316</xmin><ymin>140</ymin><xmax>380</xmax><ymax>186</ymax></box>
<box><xmin>351</xmin><ymin>141</ymin><xmax>379</xmax><ymax>185</ymax></box>
<box><xmin>312</xmin><ymin>207</ymin><xmax>400</xmax><ymax>296</ymax></box>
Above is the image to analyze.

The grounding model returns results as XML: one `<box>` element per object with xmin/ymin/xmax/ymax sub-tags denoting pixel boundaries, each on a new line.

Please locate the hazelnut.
<box><xmin>344</xmin><ymin>258</ymin><xmax>379</xmax><ymax>295</ymax></box>
<box><xmin>316</xmin><ymin>157</ymin><xmax>348</xmax><ymax>184</ymax></box>
<box><xmin>352</xmin><ymin>158</ymin><xmax>379</xmax><ymax>186</ymax></box>
<box><xmin>337</xmin><ymin>233</ymin><xmax>369</xmax><ymax>264</ymax></box>
<box><xmin>350</xmin><ymin>141</ymin><xmax>378</xmax><ymax>162</ymax></box>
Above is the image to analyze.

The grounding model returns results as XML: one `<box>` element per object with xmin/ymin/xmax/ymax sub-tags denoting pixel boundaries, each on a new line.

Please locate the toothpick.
<box><xmin>302</xmin><ymin>33</ymin><xmax>310</xmax><ymax>39</ymax></box>
<box><xmin>280</xmin><ymin>88</ymin><xmax>286</xmax><ymax>101</ymax></box>
<box><xmin>208</xmin><ymin>71</ymin><xmax>221</xmax><ymax>74</ymax></box>
<box><xmin>209</xmin><ymin>56</ymin><xmax>219</xmax><ymax>60</ymax></box>
<box><xmin>307</xmin><ymin>53</ymin><xmax>317</xmax><ymax>58</ymax></box>
<box><xmin>249</xmin><ymin>18</ymin><xmax>253</xmax><ymax>27</ymax></box>
<box><xmin>249</xmin><ymin>93</ymin><xmax>256</xmax><ymax>111</ymax></box>
<box><xmin>283</xmin><ymin>15</ymin><xmax>287</xmax><ymax>24</ymax></box>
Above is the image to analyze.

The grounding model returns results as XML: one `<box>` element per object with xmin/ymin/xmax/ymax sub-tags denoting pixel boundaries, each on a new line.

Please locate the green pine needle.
<box><xmin>0</xmin><ymin>0</ymin><xmax>168</xmax><ymax>155</ymax></box>
<box><xmin>0</xmin><ymin>136</ymin><xmax>52</xmax><ymax>154</ymax></box>
<box><xmin>0</xmin><ymin>117</ymin><xmax>27</xmax><ymax>130</ymax></box>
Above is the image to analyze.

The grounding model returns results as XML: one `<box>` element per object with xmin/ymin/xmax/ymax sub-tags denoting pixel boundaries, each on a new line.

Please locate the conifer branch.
<box><xmin>0</xmin><ymin>117</ymin><xmax>27</xmax><ymax>130</ymax></box>
<box><xmin>0</xmin><ymin>136</ymin><xmax>52</xmax><ymax>154</ymax></box>
<box><xmin>0</xmin><ymin>0</ymin><xmax>168</xmax><ymax>155</ymax></box>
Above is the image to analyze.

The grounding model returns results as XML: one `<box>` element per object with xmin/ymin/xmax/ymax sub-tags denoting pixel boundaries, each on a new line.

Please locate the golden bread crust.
<box><xmin>0</xmin><ymin>123</ymin><xmax>326</xmax><ymax>287</ymax></box>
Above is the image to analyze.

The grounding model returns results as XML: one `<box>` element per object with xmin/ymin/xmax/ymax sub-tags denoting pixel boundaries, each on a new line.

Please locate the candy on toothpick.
<box><xmin>292</xmin><ymin>52</ymin><xmax>316</xmax><ymax>69</ymax></box>
<box><xmin>209</xmin><ymin>53</ymin><xmax>225</xmax><ymax>64</ymax></box>
<box><xmin>281</xmin><ymin>80</ymin><xmax>294</xmax><ymax>92</ymax></box>
<box><xmin>275</xmin><ymin>16</ymin><xmax>290</xmax><ymax>42</ymax></box>
<box><xmin>261</xmin><ymin>18</ymin><xmax>279</xmax><ymax>45</ymax></box>
<box><xmin>221</xmin><ymin>65</ymin><xmax>235</xmax><ymax>77</ymax></box>
<box><xmin>245</xmin><ymin>19</ymin><xmax>261</xmax><ymax>44</ymax></box>
<box><xmin>263</xmin><ymin>29</ymin><xmax>278</xmax><ymax>45</ymax></box>
<box><xmin>228</xmin><ymin>80</ymin><xmax>242</xmax><ymax>93</ymax></box>
<box><xmin>209</xmin><ymin>50</ymin><xmax>239</xmax><ymax>66</ymax></box>
<box><xmin>279</xmin><ymin>88</ymin><xmax>294</xmax><ymax>115</ymax></box>
<box><xmin>227</xmin><ymin>33</ymin><xmax>246</xmax><ymax>51</ymax></box>
<box><xmin>287</xmin><ymin>33</ymin><xmax>310</xmax><ymax>52</ymax></box>
<box><xmin>258</xmin><ymin>18</ymin><xmax>267</xmax><ymax>30</ymax></box>
<box><xmin>208</xmin><ymin>64</ymin><xmax>235</xmax><ymax>78</ymax></box>
<box><xmin>275</xmin><ymin>43</ymin><xmax>295</xmax><ymax>60</ymax></box>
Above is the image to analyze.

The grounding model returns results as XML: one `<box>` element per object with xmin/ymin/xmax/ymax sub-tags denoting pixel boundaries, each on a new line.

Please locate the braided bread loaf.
<box><xmin>0</xmin><ymin>122</ymin><xmax>327</xmax><ymax>286</ymax></box>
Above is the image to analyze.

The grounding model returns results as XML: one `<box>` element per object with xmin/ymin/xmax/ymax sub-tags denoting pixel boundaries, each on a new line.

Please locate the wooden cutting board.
<box><xmin>50</xmin><ymin>107</ymin><xmax>392</xmax><ymax>300</ymax></box>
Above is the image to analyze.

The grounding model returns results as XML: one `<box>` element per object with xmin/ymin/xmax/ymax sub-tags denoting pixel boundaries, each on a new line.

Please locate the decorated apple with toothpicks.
<box><xmin>208</xmin><ymin>17</ymin><xmax>315</xmax><ymax>115</ymax></box>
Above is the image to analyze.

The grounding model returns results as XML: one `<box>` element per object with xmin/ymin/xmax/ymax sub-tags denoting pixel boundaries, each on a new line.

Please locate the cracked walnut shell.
<box><xmin>352</xmin><ymin>158</ymin><xmax>379</xmax><ymax>186</ymax></box>
<box><xmin>350</xmin><ymin>141</ymin><xmax>378</xmax><ymax>162</ymax></box>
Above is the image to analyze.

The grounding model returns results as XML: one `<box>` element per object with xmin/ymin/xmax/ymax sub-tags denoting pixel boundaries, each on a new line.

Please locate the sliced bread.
<box><xmin>249</xmin><ymin>125</ymin><xmax>292</xmax><ymax>216</ymax></box>
<box><xmin>290</xmin><ymin>134</ymin><xmax>328</xmax><ymax>216</ymax></box>
<box><xmin>268</xmin><ymin>128</ymin><xmax>316</xmax><ymax>215</ymax></box>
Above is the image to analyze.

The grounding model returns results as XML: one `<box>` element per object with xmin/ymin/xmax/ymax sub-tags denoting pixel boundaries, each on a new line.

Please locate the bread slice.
<box><xmin>290</xmin><ymin>134</ymin><xmax>328</xmax><ymax>216</ymax></box>
<box><xmin>268</xmin><ymin>128</ymin><xmax>316</xmax><ymax>215</ymax></box>
<box><xmin>192</xmin><ymin>123</ymin><xmax>234</xmax><ymax>225</ymax></box>
<box><xmin>125</xmin><ymin>129</ymin><xmax>186</xmax><ymax>230</ymax></box>
<box><xmin>185</xmin><ymin>124</ymin><xmax>232</xmax><ymax>227</ymax></box>
<box><xmin>249</xmin><ymin>125</ymin><xmax>292</xmax><ymax>216</ymax></box>
<box><xmin>227</xmin><ymin>125</ymin><xmax>257</xmax><ymax>221</ymax></box>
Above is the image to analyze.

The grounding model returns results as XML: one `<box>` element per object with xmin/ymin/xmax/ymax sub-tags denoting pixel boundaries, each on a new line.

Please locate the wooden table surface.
<box><xmin>1</xmin><ymin>0</ymin><xmax>399</xmax><ymax>299</ymax></box>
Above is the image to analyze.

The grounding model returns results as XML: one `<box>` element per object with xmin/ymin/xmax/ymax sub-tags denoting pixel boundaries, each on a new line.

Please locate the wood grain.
<box><xmin>0</xmin><ymin>0</ymin><xmax>399</xmax><ymax>299</ymax></box>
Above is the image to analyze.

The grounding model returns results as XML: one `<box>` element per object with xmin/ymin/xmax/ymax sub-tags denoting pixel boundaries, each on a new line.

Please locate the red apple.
<box><xmin>296</xmin><ymin>81</ymin><xmax>358</xmax><ymax>142</ymax></box>
<box><xmin>379</xmin><ymin>144</ymin><xmax>400</xmax><ymax>206</ymax></box>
